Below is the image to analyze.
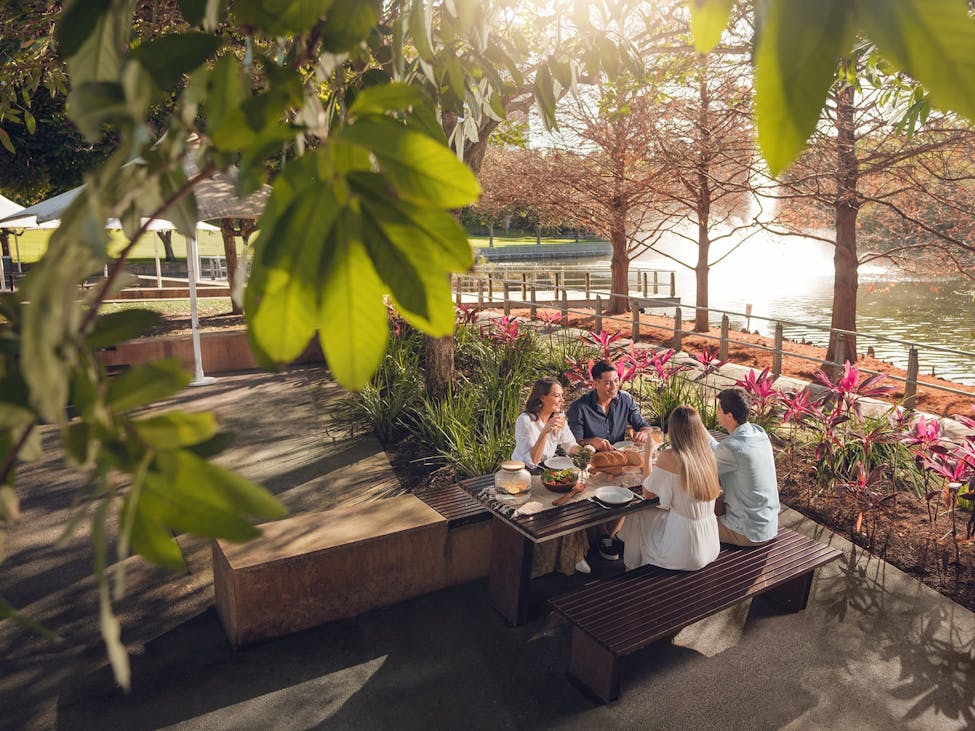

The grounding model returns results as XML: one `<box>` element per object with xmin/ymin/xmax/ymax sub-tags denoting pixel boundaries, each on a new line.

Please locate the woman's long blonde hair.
<box><xmin>666</xmin><ymin>405</ymin><xmax>721</xmax><ymax>501</ymax></box>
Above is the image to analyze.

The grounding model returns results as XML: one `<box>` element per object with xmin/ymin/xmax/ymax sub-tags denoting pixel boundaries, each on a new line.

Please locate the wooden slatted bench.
<box><xmin>413</xmin><ymin>483</ymin><xmax>493</xmax><ymax>587</ymax></box>
<box><xmin>549</xmin><ymin>528</ymin><xmax>842</xmax><ymax>702</ymax></box>
<box><xmin>413</xmin><ymin>483</ymin><xmax>491</xmax><ymax>528</ymax></box>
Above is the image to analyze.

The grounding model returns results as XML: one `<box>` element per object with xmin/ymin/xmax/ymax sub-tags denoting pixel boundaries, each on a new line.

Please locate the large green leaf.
<box><xmin>68</xmin><ymin>82</ymin><xmax>128</xmax><ymax>142</ymax></box>
<box><xmin>148</xmin><ymin>449</ymin><xmax>287</xmax><ymax>526</ymax></box>
<box><xmin>318</xmin><ymin>223</ymin><xmax>389</xmax><ymax>390</ymax></box>
<box><xmin>133</xmin><ymin>412</ymin><xmax>218</xmax><ymax>450</ymax></box>
<box><xmin>348</xmin><ymin>82</ymin><xmax>428</xmax><ymax>119</ymax></box>
<box><xmin>205</xmin><ymin>55</ymin><xmax>245</xmax><ymax>135</ymax></box>
<box><xmin>85</xmin><ymin>309</ymin><xmax>163</xmax><ymax>348</ymax></box>
<box><xmin>105</xmin><ymin>359</ymin><xmax>190</xmax><ymax>413</ymax></box>
<box><xmin>354</xmin><ymin>172</ymin><xmax>473</xmax><ymax>272</ymax></box>
<box><xmin>321</xmin><ymin>0</ymin><xmax>378</xmax><ymax>53</ymax></box>
<box><xmin>856</xmin><ymin>0</ymin><xmax>975</xmax><ymax>122</ymax></box>
<box><xmin>64</xmin><ymin>3</ymin><xmax>130</xmax><ymax>88</ymax></box>
<box><xmin>689</xmin><ymin>0</ymin><xmax>735</xmax><ymax>53</ymax></box>
<box><xmin>409</xmin><ymin>0</ymin><xmax>435</xmax><ymax>63</ymax></box>
<box><xmin>128</xmin><ymin>507</ymin><xmax>186</xmax><ymax>571</ymax></box>
<box><xmin>130</xmin><ymin>33</ymin><xmax>220</xmax><ymax>91</ymax></box>
<box><xmin>338</xmin><ymin>118</ymin><xmax>481</xmax><ymax>209</ymax></box>
<box><xmin>248</xmin><ymin>184</ymin><xmax>340</xmax><ymax>364</ymax></box>
<box><xmin>232</xmin><ymin>0</ymin><xmax>334</xmax><ymax>35</ymax></box>
<box><xmin>754</xmin><ymin>0</ymin><xmax>856</xmax><ymax>176</ymax></box>
<box><xmin>56</xmin><ymin>0</ymin><xmax>112</xmax><ymax>57</ymax></box>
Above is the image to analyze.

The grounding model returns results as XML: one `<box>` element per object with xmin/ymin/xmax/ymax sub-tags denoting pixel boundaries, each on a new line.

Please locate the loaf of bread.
<box><xmin>590</xmin><ymin>450</ymin><xmax>643</xmax><ymax>469</ymax></box>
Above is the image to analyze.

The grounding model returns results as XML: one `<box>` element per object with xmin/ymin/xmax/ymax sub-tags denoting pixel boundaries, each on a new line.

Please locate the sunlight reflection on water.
<box><xmin>630</xmin><ymin>236</ymin><xmax>975</xmax><ymax>385</ymax></box>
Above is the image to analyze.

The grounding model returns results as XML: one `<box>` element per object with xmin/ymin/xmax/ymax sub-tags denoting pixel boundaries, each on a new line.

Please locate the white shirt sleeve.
<box><xmin>512</xmin><ymin>413</ymin><xmax>542</xmax><ymax>468</ymax></box>
<box><xmin>644</xmin><ymin>467</ymin><xmax>675</xmax><ymax>508</ymax></box>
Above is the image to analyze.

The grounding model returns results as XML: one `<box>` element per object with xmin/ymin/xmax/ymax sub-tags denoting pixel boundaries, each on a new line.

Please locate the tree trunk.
<box><xmin>0</xmin><ymin>231</ymin><xmax>10</xmax><ymax>258</ymax></box>
<box><xmin>535</xmin><ymin>223</ymin><xmax>542</xmax><ymax>245</ymax></box>
<box><xmin>220</xmin><ymin>223</ymin><xmax>242</xmax><ymax>315</ymax></box>
<box><xmin>606</xmin><ymin>222</ymin><xmax>630</xmax><ymax>316</ymax></box>
<box><xmin>157</xmin><ymin>230</ymin><xmax>175</xmax><ymax>261</ymax></box>
<box><xmin>487</xmin><ymin>221</ymin><xmax>494</xmax><ymax>246</ymax></box>
<box><xmin>424</xmin><ymin>335</ymin><xmax>454</xmax><ymax>401</ymax></box>
<box><xmin>827</xmin><ymin>84</ymin><xmax>860</xmax><ymax>366</ymax></box>
<box><xmin>694</xmin><ymin>74</ymin><xmax>712</xmax><ymax>334</ymax></box>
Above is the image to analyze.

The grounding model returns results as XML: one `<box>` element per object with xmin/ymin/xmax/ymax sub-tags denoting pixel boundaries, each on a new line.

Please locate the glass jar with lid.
<box><xmin>494</xmin><ymin>460</ymin><xmax>532</xmax><ymax>506</ymax></box>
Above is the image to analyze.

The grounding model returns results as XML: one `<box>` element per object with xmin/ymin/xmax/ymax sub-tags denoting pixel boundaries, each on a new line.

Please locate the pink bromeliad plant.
<box><xmin>814</xmin><ymin>361</ymin><xmax>894</xmax><ymax>421</ymax></box>
<box><xmin>690</xmin><ymin>345</ymin><xmax>725</xmax><ymax>379</ymax></box>
<box><xmin>488</xmin><ymin>315</ymin><xmax>520</xmax><ymax>344</ymax></box>
<box><xmin>537</xmin><ymin>311</ymin><xmax>563</xmax><ymax>332</ymax></box>
<box><xmin>581</xmin><ymin>329</ymin><xmax>626</xmax><ymax>360</ymax></box>
<box><xmin>734</xmin><ymin>367</ymin><xmax>782</xmax><ymax>429</ymax></box>
<box><xmin>455</xmin><ymin>304</ymin><xmax>478</xmax><ymax>327</ymax></box>
<box><xmin>564</xmin><ymin>355</ymin><xmax>596</xmax><ymax>389</ymax></box>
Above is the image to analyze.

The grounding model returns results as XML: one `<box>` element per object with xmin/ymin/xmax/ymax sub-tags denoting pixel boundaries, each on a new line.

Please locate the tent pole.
<box><xmin>187</xmin><ymin>231</ymin><xmax>215</xmax><ymax>386</ymax></box>
<box><xmin>154</xmin><ymin>236</ymin><xmax>162</xmax><ymax>288</ymax></box>
<box><xmin>14</xmin><ymin>234</ymin><xmax>21</xmax><ymax>272</ymax></box>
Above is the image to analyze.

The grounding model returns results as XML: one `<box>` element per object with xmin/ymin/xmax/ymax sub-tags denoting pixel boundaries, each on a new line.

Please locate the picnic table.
<box><xmin>458</xmin><ymin>472</ymin><xmax>658</xmax><ymax>625</ymax></box>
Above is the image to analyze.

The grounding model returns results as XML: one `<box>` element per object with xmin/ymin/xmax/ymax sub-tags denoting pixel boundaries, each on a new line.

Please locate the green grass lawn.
<box><xmin>4</xmin><ymin>228</ymin><xmax>229</xmax><ymax>264</ymax></box>
<box><xmin>5</xmin><ymin>229</ymin><xmax>607</xmax><ymax>264</ymax></box>
<box><xmin>468</xmin><ymin>235</ymin><xmax>602</xmax><ymax>247</ymax></box>
<box><xmin>99</xmin><ymin>299</ymin><xmax>236</xmax><ymax>317</ymax></box>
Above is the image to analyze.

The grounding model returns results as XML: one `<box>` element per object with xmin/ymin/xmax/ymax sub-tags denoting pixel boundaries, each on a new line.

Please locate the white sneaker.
<box><xmin>575</xmin><ymin>558</ymin><xmax>592</xmax><ymax>574</ymax></box>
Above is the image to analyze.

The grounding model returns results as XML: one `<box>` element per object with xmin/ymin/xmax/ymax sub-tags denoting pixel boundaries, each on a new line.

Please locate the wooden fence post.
<box><xmin>595</xmin><ymin>295</ymin><xmax>602</xmax><ymax>332</ymax></box>
<box><xmin>477</xmin><ymin>277</ymin><xmax>484</xmax><ymax>305</ymax></box>
<box><xmin>631</xmin><ymin>305</ymin><xmax>640</xmax><ymax>343</ymax></box>
<box><xmin>652</xmin><ymin>271</ymin><xmax>659</xmax><ymax>295</ymax></box>
<box><xmin>905</xmin><ymin>347</ymin><xmax>919</xmax><ymax>411</ymax></box>
<box><xmin>487</xmin><ymin>273</ymin><xmax>494</xmax><ymax>301</ymax></box>
<box><xmin>454</xmin><ymin>274</ymin><xmax>462</xmax><ymax>306</ymax></box>
<box><xmin>503</xmin><ymin>281</ymin><xmax>510</xmax><ymax>316</ymax></box>
<box><xmin>521</xmin><ymin>272</ymin><xmax>527</xmax><ymax>299</ymax></box>
<box><xmin>673</xmin><ymin>306</ymin><xmax>682</xmax><ymax>351</ymax></box>
<box><xmin>772</xmin><ymin>322</ymin><xmax>784</xmax><ymax>377</ymax></box>
<box><xmin>585</xmin><ymin>272</ymin><xmax>591</xmax><ymax>299</ymax></box>
<box><xmin>719</xmin><ymin>315</ymin><xmax>729</xmax><ymax>361</ymax></box>
<box><xmin>530</xmin><ymin>284</ymin><xmax>537</xmax><ymax>319</ymax></box>
<box><xmin>642</xmin><ymin>272</ymin><xmax>648</xmax><ymax>297</ymax></box>
<box><xmin>669</xmin><ymin>271</ymin><xmax>676</xmax><ymax>298</ymax></box>
<box><xmin>554</xmin><ymin>271</ymin><xmax>561</xmax><ymax>300</ymax></box>
<box><xmin>561</xmin><ymin>290</ymin><xmax>568</xmax><ymax>322</ymax></box>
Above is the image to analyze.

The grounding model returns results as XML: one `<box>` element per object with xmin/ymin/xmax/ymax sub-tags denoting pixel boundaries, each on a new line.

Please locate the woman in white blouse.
<box><xmin>511</xmin><ymin>377</ymin><xmax>586</xmax><ymax>468</ymax></box>
<box><xmin>618</xmin><ymin>404</ymin><xmax>721</xmax><ymax>571</ymax></box>
<box><xmin>511</xmin><ymin>376</ymin><xmax>591</xmax><ymax>574</ymax></box>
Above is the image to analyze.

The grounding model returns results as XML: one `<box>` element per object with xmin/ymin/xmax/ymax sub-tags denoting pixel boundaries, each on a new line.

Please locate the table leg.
<box><xmin>489</xmin><ymin>518</ymin><xmax>534</xmax><ymax>625</ymax></box>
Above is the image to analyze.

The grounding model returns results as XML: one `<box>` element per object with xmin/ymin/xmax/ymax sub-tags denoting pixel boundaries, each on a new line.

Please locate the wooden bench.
<box><xmin>549</xmin><ymin>528</ymin><xmax>842</xmax><ymax>702</ymax></box>
<box><xmin>413</xmin><ymin>483</ymin><xmax>493</xmax><ymax>587</ymax></box>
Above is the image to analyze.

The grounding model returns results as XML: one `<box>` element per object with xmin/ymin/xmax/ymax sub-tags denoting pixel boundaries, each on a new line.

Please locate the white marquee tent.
<box><xmin>0</xmin><ymin>167</ymin><xmax>269</xmax><ymax>384</ymax></box>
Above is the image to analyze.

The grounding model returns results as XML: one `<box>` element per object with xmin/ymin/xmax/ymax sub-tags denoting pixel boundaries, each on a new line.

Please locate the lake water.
<box><xmin>631</xmin><ymin>237</ymin><xmax>975</xmax><ymax>385</ymax></box>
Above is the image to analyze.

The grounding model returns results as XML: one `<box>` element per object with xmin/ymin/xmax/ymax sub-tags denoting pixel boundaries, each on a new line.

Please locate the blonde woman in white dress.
<box><xmin>619</xmin><ymin>404</ymin><xmax>721</xmax><ymax>571</ymax></box>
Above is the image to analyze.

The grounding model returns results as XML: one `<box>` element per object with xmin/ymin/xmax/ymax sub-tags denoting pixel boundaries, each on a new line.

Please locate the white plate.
<box><xmin>595</xmin><ymin>485</ymin><xmax>635</xmax><ymax>505</ymax></box>
<box><xmin>544</xmin><ymin>456</ymin><xmax>574</xmax><ymax>470</ymax></box>
<box><xmin>612</xmin><ymin>440</ymin><xmax>634</xmax><ymax>450</ymax></box>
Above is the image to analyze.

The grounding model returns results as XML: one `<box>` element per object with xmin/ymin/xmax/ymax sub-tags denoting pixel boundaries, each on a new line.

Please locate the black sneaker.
<box><xmin>597</xmin><ymin>536</ymin><xmax>619</xmax><ymax>561</ymax></box>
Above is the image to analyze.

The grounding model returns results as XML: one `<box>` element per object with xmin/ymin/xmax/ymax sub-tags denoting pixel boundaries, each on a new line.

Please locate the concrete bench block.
<box><xmin>213</xmin><ymin>495</ymin><xmax>447</xmax><ymax>647</ymax></box>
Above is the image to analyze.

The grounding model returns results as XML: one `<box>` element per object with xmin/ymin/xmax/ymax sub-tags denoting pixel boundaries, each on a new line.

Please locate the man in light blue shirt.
<box><xmin>715</xmin><ymin>387</ymin><xmax>779</xmax><ymax>545</ymax></box>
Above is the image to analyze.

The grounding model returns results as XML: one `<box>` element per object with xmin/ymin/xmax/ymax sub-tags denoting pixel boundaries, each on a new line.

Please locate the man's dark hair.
<box><xmin>718</xmin><ymin>387</ymin><xmax>751</xmax><ymax>424</ymax></box>
<box><xmin>591</xmin><ymin>360</ymin><xmax>617</xmax><ymax>381</ymax></box>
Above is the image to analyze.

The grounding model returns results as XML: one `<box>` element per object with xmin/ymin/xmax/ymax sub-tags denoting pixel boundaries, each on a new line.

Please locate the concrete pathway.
<box><xmin>2</xmin><ymin>366</ymin><xmax>974</xmax><ymax>730</ymax></box>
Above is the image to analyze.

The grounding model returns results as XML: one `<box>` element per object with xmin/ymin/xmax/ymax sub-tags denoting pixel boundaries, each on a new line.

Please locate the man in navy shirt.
<box><xmin>567</xmin><ymin>360</ymin><xmax>653</xmax><ymax>451</ymax></box>
<box><xmin>566</xmin><ymin>360</ymin><xmax>652</xmax><ymax>561</ymax></box>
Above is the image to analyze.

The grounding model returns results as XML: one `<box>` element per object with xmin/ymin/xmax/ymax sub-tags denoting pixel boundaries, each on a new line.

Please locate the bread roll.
<box><xmin>626</xmin><ymin>450</ymin><xmax>643</xmax><ymax>466</ymax></box>
<box><xmin>590</xmin><ymin>450</ymin><xmax>629</xmax><ymax>468</ymax></box>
